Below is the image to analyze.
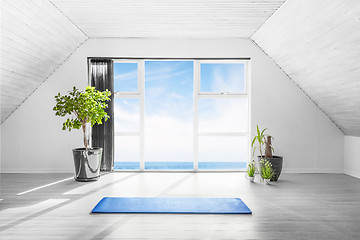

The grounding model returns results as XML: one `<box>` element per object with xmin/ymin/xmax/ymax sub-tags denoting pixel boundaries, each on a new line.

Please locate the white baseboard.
<box><xmin>344</xmin><ymin>170</ymin><xmax>360</xmax><ymax>179</ymax></box>
<box><xmin>2</xmin><ymin>168</ymin><xmax>345</xmax><ymax>174</ymax></box>
<box><xmin>282</xmin><ymin>168</ymin><xmax>343</xmax><ymax>174</ymax></box>
<box><xmin>1</xmin><ymin>168</ymin><xmax>73</xmax><ymax>174</ymax></box>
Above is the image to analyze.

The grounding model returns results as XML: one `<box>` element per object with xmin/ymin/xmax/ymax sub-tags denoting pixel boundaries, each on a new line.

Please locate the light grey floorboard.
<box><xmin>0</xmin><ymin>172</ymin><xmax>359</xmax><ymax>239</ymax></box>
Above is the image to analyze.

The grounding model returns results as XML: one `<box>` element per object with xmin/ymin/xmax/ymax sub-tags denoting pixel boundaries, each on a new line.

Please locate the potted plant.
<box><xmin>260</xmin><ymin>159</ymin><xmax>274</xmax><ymax>185</ymax></box>
<box><xmin>251</xmin><ymin>125</ymin><xmax>283</xmax><ymax>181</ymax></box>
<box><xmin>53</xmin><ymin>86</ymin><xmax>111</xmax><ymax>181</ymax></box>
<box><xmin>247</xmin><ymin>160</ymin><xmax>256</xmax><ymax>182</ymax></box>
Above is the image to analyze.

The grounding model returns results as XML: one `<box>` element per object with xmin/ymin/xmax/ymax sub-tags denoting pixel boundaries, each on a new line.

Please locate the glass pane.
<box><xmin>114</xmin><ymin>98</ymin><xmax>140</xmax><ymax>132</ymax></box>
<box><xmin>198</xmin><ymin>98</ymin><xmax>248</xmax><ymax>132</ymax></box>
<box><xmin>114</xmin><ymin>136</ymin><xmax>140</xmax><ymax>170</ymax></box>
<box><xmin>144</xmin><ymin>61</ymin><xmax>193</xmax><ymax>170</ymax></box>
<box><xmin>114</xmin><ymin>63</ymin><xmax>138</xmax><ymax>92</ymax></box>
<box><xmin>200</xmin><ymin>63</ymin><xmax>245</xmax><ymax>93</ymax></box>
<box><xmin>198</xmin><ymin>136</ymin><xmax>248</xmax><ymax>170</ymax></box>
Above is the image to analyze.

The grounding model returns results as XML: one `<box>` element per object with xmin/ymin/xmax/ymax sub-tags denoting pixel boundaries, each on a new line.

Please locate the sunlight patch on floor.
<box><xmin>17</xmin><ymin>177</ymin><xmax>73</xmax><ymax>195</ymax></box>
<box><xmin>0</xmin><ymin>199</ymin><xmax>69</xmax><ymax>228</ymax></box>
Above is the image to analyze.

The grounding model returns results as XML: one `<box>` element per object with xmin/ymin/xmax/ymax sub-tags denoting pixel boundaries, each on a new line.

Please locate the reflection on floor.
<box><xmin>114</xmin><ymin>161</ymin><xmax>247</xmax><ymax>170</ymax></box>
<box><xmin>1</xmin><ymin>172</ymin><xmax>360</xmax><ymax>239</ymax></box>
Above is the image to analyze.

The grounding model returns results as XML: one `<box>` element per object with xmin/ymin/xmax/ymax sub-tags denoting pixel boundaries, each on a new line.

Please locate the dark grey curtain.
<box><xmin>89</xmin><ymin>59</ymin><xmax>114</xmax><ymax>172</ymax></box>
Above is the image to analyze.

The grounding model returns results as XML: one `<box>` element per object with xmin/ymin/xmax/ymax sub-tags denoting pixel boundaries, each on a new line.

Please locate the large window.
<box><xmin>195</xmin><ymin>61</ymin><xmax>249</xmax><ymax>170</ymax></box>
<box><xmin>144</xmin><ymin>61</ymin><xmax>194</xmax><ymax>170</ymax></box>
<box><xmin>113</xmin><ymin>61</ymin><xmax>143</xmax><ymax>170</ymax></box>
<box><xmin>113</xmin><ymin>59</ymin><xmax>250</xmax><ymax>171</ymax></box>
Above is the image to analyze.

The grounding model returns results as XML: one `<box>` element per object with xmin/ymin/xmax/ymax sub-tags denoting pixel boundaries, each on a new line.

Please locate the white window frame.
<box><xmin>194</xmin><ymin>60</ymin><xmax>251</xmax><ymax>171</ymax></box>
<box><xmin>113</xmin><ymin>59</ymin><xmax>251</xmax><ymax>172</ymax></box>
<box><xmin>113</xmin><ymin>59</ymin><xmax>145</xmax><ymax>171</ymax></box>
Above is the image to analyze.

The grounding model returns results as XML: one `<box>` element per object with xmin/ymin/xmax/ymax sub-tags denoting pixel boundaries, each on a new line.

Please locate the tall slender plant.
<box><xmin>251</xmin><ymin>125</ymin><xmax>274</xmax><ymax>159</ymax></box>
<box><xmin>53</xmin><ymin>86</ymin><xmax>111</xmax><ymax>150</ymax></box>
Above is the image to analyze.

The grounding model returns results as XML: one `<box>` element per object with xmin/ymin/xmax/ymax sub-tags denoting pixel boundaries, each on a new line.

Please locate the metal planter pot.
<box><xmin>257</xmin><ymin>156</ymin><xmax>283</xmax><ymax>181</ymax></box>
<box><xmin>72</xmin><ymin>147</ymin><xmax>103</xmax><ymax>182</ymax></box>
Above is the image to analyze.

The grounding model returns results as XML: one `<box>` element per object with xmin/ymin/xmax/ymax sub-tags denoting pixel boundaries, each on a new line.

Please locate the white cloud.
<box><xmin>146</xmin><ymin>67</ymin><xmax>191</xmax><ymax>82</ymax></box>
<box><xmin>114</xmin><ymin>100</ymin><xmax>140</xmax><ymax>132</ymax></box>
<box><xmin>146</xmin><ymin>86</ymin><xmax>166</xmax><ymax>97</ymax></box>
<box><xmin>199</xmin><ymin>98</ymin><xmax>248</xmax><ymax>132</ymax></box>
<box><xmin>114</xmin><ymin>70</ymin><xmax>137</xmax><ymax>81</ymax></box>
<box><xmin>211</xmin><ymin>64</ymin><xmax>243</xmax><ymax>92</ymax></box>
<box><xmin>114</xmin><ymin>101</ymin><xmax>248</xmax><ymax>163</ymax></box>
<box><xmin>169</xmin><ymin>92</ymin><xmax>184</xmax><ymax>99</ymax></box>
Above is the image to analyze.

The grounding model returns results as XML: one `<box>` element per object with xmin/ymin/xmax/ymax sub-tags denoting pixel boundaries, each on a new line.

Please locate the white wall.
<box><xmin>0</xmin><ymin>38</ymin><xmax>344</xmax><ymax>173</ymax></box>
<box><xmin>344</xmin><ymin>136</ymin><xmax>360</xmax><ymax>178</ymax></box>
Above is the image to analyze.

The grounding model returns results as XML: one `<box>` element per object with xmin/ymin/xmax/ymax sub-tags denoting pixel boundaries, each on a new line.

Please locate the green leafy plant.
<box><xmin>247</xmin><ymin>160</ymin><xmax>256</xmax><ymax>177</ymax></box>
<box><xmin>260</xmin><ymin>159</ymin><xmax>274</xmax><ymax>179</ymax></box>
<box><xmin>53</xmin><ymin>86</ymin><xmax>111</xmax><ymax>150</ymax></box>
<box><xmin>251</xmin><ymin>125</ymin><xmax>274</xmax><ymax>159</ymax></box>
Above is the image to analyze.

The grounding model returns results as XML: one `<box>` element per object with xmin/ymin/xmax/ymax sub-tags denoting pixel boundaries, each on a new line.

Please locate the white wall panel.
<box><xmin>0</xmin><ymin>38</ymin><xmax>343</xmax><ymax>173</ymax></box>
<box><xmin>344</xmin><ymin>136</ymin><xmax>360</xmax><ymax>179</ymax></box>
<box><xmin>1</xmin><ymin>0</ymin><xmax>88</xmax><ymax>122</ymax></box>
<box><xmin>252</xmin><ymin>0</ymin><xmax>360</xmax><ymax>136</ymax></box>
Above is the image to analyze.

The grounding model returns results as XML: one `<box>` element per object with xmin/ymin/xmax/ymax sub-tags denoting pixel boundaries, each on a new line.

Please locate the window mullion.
<box><xmin>193</xmin><ymin>60</ymin><xmax>199</xmax><ymax>171</ymax></box>
<box><xmin>139</xmin><ymin>60</ymin><xmax>145</xmax><ymax>171</ymax></box>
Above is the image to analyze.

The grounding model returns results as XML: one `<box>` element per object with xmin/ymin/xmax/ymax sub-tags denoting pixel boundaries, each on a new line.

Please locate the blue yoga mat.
<box><xmin>92</xmin><ymin>197</ymin><xmax>252</xmax><ymax>214</ymax></box>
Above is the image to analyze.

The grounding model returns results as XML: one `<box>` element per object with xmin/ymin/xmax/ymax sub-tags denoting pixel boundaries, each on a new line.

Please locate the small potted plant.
<box><xmin>260</xmin><ymin>159</ymin><xmax>274</xmax><ymax>185</ymax></box>
<box><xmin>53</xmin><ymin>86</ymin><xmax>111</xmax><ymax>181</ymax></box>
<box><xmin>251</xmin><ymin>125</ymin><xmax>283</xmax><ymax>181</ymax></box>
<box><xmin>247</xmin><ymin>160</ymin><xmax>256</xmax><ymax>182</ymax></box>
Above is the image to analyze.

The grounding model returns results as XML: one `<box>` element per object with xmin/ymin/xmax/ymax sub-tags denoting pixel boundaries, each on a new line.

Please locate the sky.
<box><xmin>113</xmin><ymin>61</ymin><xmax>248</xmax><ymax>165</ymax></box>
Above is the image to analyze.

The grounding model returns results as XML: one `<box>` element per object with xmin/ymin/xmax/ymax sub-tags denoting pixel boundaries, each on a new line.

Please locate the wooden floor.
<box><xmin>1</xmin><ymin>172</ymin><xmax>360</xmax><ymax>239</ymax></box>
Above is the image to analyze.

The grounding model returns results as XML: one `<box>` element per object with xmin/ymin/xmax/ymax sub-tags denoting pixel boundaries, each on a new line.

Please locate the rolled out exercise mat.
<box><xmin>92</xmin><ymin>197</ymin><xmax>252</xmax><ymax>214</ymax></box>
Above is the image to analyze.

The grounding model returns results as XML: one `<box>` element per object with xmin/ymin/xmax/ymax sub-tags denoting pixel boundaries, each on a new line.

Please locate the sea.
<box><xmin>114</xmin><ymin>162</ymin><xmax>247</xmax><ymax>170</ymax></box>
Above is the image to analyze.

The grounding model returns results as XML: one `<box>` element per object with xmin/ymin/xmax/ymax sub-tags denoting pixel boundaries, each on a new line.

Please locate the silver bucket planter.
<box><xmin>73</xmin><ymin>147</ymin><xmax>102</xmax><ymax>182</ymax></box>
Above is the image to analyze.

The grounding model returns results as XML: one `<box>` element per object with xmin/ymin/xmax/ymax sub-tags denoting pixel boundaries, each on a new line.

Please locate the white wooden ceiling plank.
<box><xmin>1</xmin><ymin>89</ymin><xmax>39</xmax><ymax>102</ymax></box>
<box><xmin>0</xmin><ymin>68</ymin><xmax>45</xmax><ymax>86</ymax></box>
<box><xmin>1</xmin><ymin>61</ymin><xmax>52</xmax><ymax>81</ymax></box>
<box><xmin>0</xmin><ymin>39</ymin><xmax>69</xmax><ymax>69</ymax></box>
<box><xmin>0</xmin><ymin>91</ymin><xmax>37</xmax><ymax>102</ymax></box>
<box><xmin>253</xmin><ymin>1</ymin><xmax>359</xmax><ymax>56</ymax></box>
<box><xmin>1</xmin><ymin>38</ymin><xmax>66</xmax><ymax>70</ymax></box>
<box><xmin>270</xmin><ymin>17</ymin><xmax>359</xmax><ymax>63</ymax></box>
<box><xmin>1</xmin><ymin>47</ymin><xmax>66</xmax><ymax>76</ymax></box>
<box><xmin>1</xmin><ymin>91</ymin><xmax>35</xmax><ymax>102</ymax></box>
<box><xmin>0</xmin><ymin>48</ymin><xmax>62</xmax><ymax>76</ymax></box>
<box><xmin>1</xmin><ymin>13</ymin><xmax>79</xmax><ymax>57</ymax></box>
<box><xmin>0</xmin><ymin>68</ymin><xmax>43</xmax><ymax>82</ymax></box>
<box><xmin>57</xmin><ymin>9</ymin><xmax>282</xmax><ymax>13</ymax></box>
<box><xmin>252</xmin><ymin>0</ymin><xmax>360</xmax><ymax>135</ymax></box>
<box><xmin>51</xmin><ymin>0</ymin><xmax>284</xmax><ymax>6</ymax></box>
<box><xmin>1</xmin><ymin>84</ymin><xmax>38</xmax><ymax>95</ymax></box>
<box><xmin>1</xmin><ymin>34</ymin><xmax>64</xmax><ymax>63</ymax></box>
<box><xmin>50</xmin><ymin>0</ymin><xmax>286</xmax><ymax>38</ymax></box>
<box><xmin>2</xmin><ymin>1</ymin><xmax>84</xmax><ymax>51</ymax></box>
<box><xmin>1</xmin><ymin>0</ymin><xmax>88</xmax><ymax>122</ymax></box>
<box><xmin>0</xmin><ymin>73</ymin><xmax>42</xmax><ymax>89</ymax></box>
<box><xmin>0</xmin><ymin>82</ymin><xmax>39</xmax><ymax>95</ymax></box>
<box><xmin>84</xmin><ymin>31</ymin><xmax>254</xmax><ymax>38</ymax></box>
<box><xmin>28</xmin><ymin>0</ymin><xmax>87</xmax><ymax>40</ymax></box>
<box><xmin>11</xmin><ymin>0</ymin><xmax>86</xmax><ymax>41</ymax></box>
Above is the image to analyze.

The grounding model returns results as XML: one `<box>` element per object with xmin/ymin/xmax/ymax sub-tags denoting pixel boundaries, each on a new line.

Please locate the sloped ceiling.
<box><xmin>1</xmin><ymin>0</ymin><xmax>286</xmax><ymax>123</ymax></box>
<box><xmin>252</xmin><ymin>0</ymin><xmax>360</xmax><ymax>136</ymax></box>
<box><xmin>1</xmin><ymin>0</ymin><xmax>88</xmax><ymax>122</ymax></box>
<box><xmin>4</xmin><ymin>0</ymin><xmax>359</xmax><ymax>137</ymax></box>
